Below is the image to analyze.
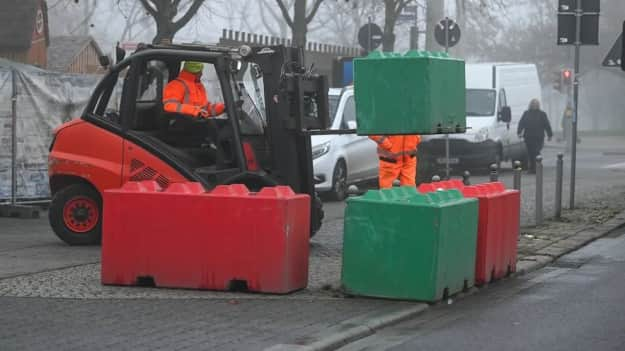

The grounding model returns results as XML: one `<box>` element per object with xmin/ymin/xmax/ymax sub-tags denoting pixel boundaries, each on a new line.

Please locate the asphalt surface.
<box><xmin>323</xmin><ymin>136</ymin><xmax>625</xmax><ymax>226</ymax></box>
<box><xmin>339</xmin><ymin>225</ymin><xmax>625</xmax><ymax>351</ymax></box>
<box><xmin>0</xmin><ymin>135</ymin><xmax>624</xmax><ymax>350</ymax></box>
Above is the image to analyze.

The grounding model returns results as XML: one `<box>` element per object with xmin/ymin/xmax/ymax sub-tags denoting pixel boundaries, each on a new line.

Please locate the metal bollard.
<box><xmin>513</xmin><ymin>160</ymin><xmax>522</xmax><ymax>191</ymax></box>
<box><xmin>489</xmin><ymin>164</ymin><xmax>498</xmax><ymax>182</ymax></box>
<box><xmin>432</xmin><ymin>175</ymin><xmax>441</xmax><ymax>182</ymax></box>
<box><xmin>535</xmin><ymin>155</ymin><xmax>543</xmax><ymax>226</ymax></box>
<box><xmin>555</xmin><ymin>153</ymin><xmax>564</xmax><ymax>219</ymax></box>
<box><xmin>462</xmin><ymin>171</ymin><xmax>471</xmax><ymax>186</ymax></box>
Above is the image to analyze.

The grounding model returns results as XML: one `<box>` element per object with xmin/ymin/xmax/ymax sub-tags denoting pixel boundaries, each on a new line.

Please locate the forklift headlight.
<box><xmin>312</xmin><ymin>142</ymin><xmax>331</xmax><ymax>160</ymax></box>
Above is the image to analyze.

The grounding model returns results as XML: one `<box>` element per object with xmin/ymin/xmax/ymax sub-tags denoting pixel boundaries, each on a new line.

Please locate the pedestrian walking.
<box><xmin>517</xmin><ymin>99</ymin><xmax>553</xmax><ymax>173</ymax></box>
<box><xmin>369</xmin><ymin>135</ymin><xmax>421</xmax><ymax>188</ymax></box>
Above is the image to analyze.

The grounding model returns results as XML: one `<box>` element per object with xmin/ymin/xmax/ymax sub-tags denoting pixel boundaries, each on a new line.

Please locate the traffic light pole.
<box><xmin>444</xmin><ymin>17</ymin><xmax>450</xmax><ymax>180</ymax></box>
<box><xmin>570</xmin><ymin>0</ymin><xmax>582</xmax><ymax>209</ymax></box>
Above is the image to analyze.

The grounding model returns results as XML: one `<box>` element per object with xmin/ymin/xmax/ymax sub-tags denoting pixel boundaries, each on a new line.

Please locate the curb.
<box><xmin>268</xmin><ymin>210</ymin><xmax>625</xmax><ymax>351</ymax></box>
<box><xmin>514</xmin><ymin>209</ymin><xmax>625</xmax><ymax>277</ymax></box>
<box><xmin>264</xmin><ymin>304</ymin><xmax>428</xmax><ymax>351</ymax></box>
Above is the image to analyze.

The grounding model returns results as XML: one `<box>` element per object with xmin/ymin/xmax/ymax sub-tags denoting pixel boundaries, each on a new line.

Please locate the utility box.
<box><xmin>341</xmin><ymin>187</ymin><xmax>478</xmax><ymax>302</ymax></box>
<box><xmin>353</xmin><ymin>51</ymin><xmax>466</xmax><ymax>135</ymax></box>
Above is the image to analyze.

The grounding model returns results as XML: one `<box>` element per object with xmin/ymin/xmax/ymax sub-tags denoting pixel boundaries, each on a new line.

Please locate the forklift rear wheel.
<box><xmin>49</xmin><ymin>183</ymin><xmax>102</xmax><ymax>245</ymax></box>
<box><xmin>329</xmin><ymin>160</ymin><xmax>347</xmax><ymax>201</ymax></box>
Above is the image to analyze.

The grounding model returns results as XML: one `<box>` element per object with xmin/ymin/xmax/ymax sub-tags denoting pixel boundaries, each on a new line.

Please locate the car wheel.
<box><xmin>329</xmin><ymin>160</ymin><xmax>347</xmax><ymax>201</ymax></box>
<box><xmin>49</xmin><ymin>183</ymin><xmax>102</xmax><ymax>245</ymax></box>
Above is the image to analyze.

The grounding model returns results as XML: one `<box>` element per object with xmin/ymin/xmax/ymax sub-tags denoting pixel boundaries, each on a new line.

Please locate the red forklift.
<box><xmin>48</xmin><ymin>43</ymin><xmax>337</xmax><ymax>245</ymax></box>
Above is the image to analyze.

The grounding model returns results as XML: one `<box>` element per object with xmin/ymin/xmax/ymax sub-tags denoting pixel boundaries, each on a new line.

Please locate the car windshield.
<box><xmin>466</xmin><ymin>89</ymin><xmax>496</xmax><ymax>117</ymax></box>
<box><xmin>328</xmin><ymin>95</ymin><xmax>340</xmax><ymax>125</ymax></box>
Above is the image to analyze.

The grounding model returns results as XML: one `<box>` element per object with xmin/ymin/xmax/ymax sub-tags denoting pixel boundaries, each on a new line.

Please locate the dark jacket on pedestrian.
<box><xmin>517</xmin><ymin>109</ymin><xmax>553</xmax><ymax>140</ymax></box>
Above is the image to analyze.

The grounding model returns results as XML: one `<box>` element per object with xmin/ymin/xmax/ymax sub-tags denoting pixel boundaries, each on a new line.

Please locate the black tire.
<box><xmin>328</xmin><ymin>160</ymin><xmax>347</xmax><ymax>201</ymax></box>
<box><xmin>310</xmin><ymin>193</ymin><xmax>324</xmax><ymax>238</ymax></box>
<box><xmin>49</xmin><ymin>183</ymin><xmax>102</xmax><ymax>245</ymax></box>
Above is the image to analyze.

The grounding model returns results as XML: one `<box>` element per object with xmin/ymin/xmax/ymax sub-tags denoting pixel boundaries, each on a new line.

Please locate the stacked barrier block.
<box><xmin>419</xmin><ymin>181</ymin><xmax>520</xmax><ymax>285</ymax></box>
<box><xmin>353</xmin><ymin>51</ymin><xmax>466</xmax><ymax>135</ymax></box>
<box><xmin>101</xmin><ymin>181</ymin><xmax>310</xmax><ymax>294</ymax></box>
<box><xmin>341</xmin><ymin>187</ymin><xmax>478</xmax><ymax>302</ymax></box>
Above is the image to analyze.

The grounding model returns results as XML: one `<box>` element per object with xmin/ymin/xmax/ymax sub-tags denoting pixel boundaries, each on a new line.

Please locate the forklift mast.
<box><xmin>247</xmin><ymin>45</ymin><xmax>329</xmax><ymax>199</ymax></box>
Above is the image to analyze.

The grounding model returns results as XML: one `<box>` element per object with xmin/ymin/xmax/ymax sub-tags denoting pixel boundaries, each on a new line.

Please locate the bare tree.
<box><xmin>274</xmin><ymin>0</ymin><xmax>325</xmax><ymax>47</ymax></box>
<box><xmin>48</xmin><ymin>0</ymin><xmax>97</xmax><ymax>36</ymax></box>
<box><xmin>425</xmin><ymin>0</ymin><xmax>444</xmax><ymax>50</ymax></box>
<box><xmin>257</xmin><ymin>0</ymin><xmax>292</xmax><ymax>38</ymax></box>
<box><xmin>116</xmin><ymin>1</ymin><xmax>152</xmax><ymax>43</ymax></box>
<box><xmin>382</xmin><ymin>0</ymin><xmax>414</xmax><ymax>51</ymax></box>
<box><xmin>313</xmin><ymin>0</ymin><xmax>381</xmax><ymax>47</ymax></box>
<box><xmin>139</xmin><ymin>0</ymin><xmax>206</xmax><ymax>44</ymax></box>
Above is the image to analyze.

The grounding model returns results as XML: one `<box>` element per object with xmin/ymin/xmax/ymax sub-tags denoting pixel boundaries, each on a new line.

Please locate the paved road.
<box><xmin>339</xmin><ymin>225</ymin><xmax>625</xmax><ymax>351</ymax></box>
<box><xmin>322</xmin><ymin>136</ymin><xmax>625</xmax><ymax>226</ymax></box>
<box><xmin>0</xmin><ymin>136</ymin><xmax>623</xmax><ymax>350</ymax></box>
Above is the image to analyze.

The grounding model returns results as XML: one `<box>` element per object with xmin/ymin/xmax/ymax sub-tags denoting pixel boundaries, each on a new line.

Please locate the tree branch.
<box><xmin>172</xmin><ymin>0</ymin><xmax>206</xmax><ymax>30</ymax></box>
<box><xmin>139</xmin><ymin>0</ymin><xmax>158</xmax><ymax>17</ymax></box>
<box><xmin>275</xmin><ymin>0</ymin><xmax>294</xmax><ymax>28</ymax></box>
<box><xmin>305</xmin><ymin>0</ymin><xmax>324</xmax><ymax>24</ymax></box>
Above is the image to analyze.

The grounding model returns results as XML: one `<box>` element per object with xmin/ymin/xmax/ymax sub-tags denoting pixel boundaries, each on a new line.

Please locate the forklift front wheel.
<box><xmin>49</xmin><ymin>183</ymin><xmax>102</xmax><ymax>245</ymax></box>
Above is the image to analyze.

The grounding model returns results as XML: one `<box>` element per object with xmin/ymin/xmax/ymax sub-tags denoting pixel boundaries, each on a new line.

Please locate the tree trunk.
<box><xmin>153</xmin><ymin>15</ymin><xmax>176</xmax><ymax>44</ymax></box>
<box><xmin>382</xmin><ymin>0</ymin><xmax>397</xmax><ymax>51</ymax></box>
<box><xmin>426</xmin><ymin>0</ymin><xmax>444</xmax><ymax>51</ymax></box>
<box><xmin>292</xmin><ymin>0</ymin><xmax>308</xmax><ymax>47</ymax></box>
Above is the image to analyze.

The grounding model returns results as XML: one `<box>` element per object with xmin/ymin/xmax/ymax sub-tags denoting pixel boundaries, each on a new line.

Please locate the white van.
<box><xmin>420</xmin><ymin>63</ymin><xmax>540</xmax><ymax>175</ymax></box>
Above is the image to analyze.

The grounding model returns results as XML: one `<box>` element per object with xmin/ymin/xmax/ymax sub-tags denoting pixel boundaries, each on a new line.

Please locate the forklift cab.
<box><xmin>50</xmin><ymin>43</ymin><xmax>328</xmax><ymax>244</ymax></box>
<box><xmin>89</xmin><ymin>48</ymin><xmax>271</xmax><ymax>188</ymax></box>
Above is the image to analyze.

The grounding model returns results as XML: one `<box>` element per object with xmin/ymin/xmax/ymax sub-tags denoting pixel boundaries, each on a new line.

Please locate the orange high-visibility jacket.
<box><xmin>369</xmin><ymin>135</ymin><xmax>422</xmax><ymax>162</ymax></box>
<box><xmin>162</xmin><ymin>70</ymin><xmax>224</xmax><ymax>117</ymax></box>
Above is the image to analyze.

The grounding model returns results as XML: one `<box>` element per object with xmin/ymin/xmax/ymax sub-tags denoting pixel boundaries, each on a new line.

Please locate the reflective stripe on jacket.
<box><xmin>369</xmin><ymin>135</ymin><xmax>421</xmax><ymax>161</ymax></box>
<box><xmin>163</xmin><ymin>70</ymin><xmax>224</xmax><ymax>117</ymax></box>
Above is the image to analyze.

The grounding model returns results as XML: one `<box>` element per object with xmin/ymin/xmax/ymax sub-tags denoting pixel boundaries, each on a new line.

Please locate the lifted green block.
<box><xmin>341</xmin><ymin>187</ymin><xmax>478</xmax><ymax>302</ymax></box>
<box><xmin>354</xmin><ymin>51</ymin><xmax>466</xmax><ymax>135</ymax></box>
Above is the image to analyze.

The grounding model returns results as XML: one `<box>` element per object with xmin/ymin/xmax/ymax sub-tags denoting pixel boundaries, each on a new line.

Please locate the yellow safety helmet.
<box><xmin>183</xmin><ymin>61</ymin><xmax>204</xmax><ymax>74</ymax></box>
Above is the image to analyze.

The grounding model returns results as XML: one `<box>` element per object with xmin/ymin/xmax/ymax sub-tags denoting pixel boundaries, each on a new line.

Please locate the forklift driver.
<box><xmin>163</xmin><ymin>61</ymin><xmax>226</xmax><ymax>119</ymax></box>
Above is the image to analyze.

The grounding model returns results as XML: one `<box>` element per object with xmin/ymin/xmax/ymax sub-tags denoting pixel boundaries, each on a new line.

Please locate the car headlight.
<box><xmin>312</xmin><ymin>141</ymin><xmax>331</xmax><ymax>160</ymax></box>
<box><xmin>474</xmin><ymin>127</ymin><xmax>489</xmax><ymax>142</ymax></box>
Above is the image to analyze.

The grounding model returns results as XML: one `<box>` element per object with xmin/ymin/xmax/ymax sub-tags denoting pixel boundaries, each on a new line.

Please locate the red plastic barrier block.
<box><xmin>419</xmin><ymin>180</ymin><xmax>520</xmax><ymax>285</ymax></box>
<box><xmin>101</xmin><ymin>182</ymin><xmax>310</xmax><ymax>294</ymax></box>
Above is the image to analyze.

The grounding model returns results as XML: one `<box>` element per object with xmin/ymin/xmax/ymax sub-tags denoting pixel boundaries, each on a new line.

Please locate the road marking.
<box><xmin>602</xmin><ymin>162</ymin><xmax>625</xmax><ymax>169</ymax></box>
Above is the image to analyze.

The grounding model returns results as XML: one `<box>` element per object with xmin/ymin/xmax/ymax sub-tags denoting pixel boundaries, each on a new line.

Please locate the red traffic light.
<box><xmin>562</xmin><ymin>69</ymin><xmax>572</xmax><ymax>79</ymax></box>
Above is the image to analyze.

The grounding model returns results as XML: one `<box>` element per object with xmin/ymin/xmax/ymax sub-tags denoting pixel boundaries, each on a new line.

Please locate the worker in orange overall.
<box><xmin>369</xmin><ymin>135</ymin><xmax>422</xmax><ymax>189</ymax></box>
<box><xmin>163</xmin><ymin>61</ymin><xmax>225</xmax><ymax>118</ymax></box>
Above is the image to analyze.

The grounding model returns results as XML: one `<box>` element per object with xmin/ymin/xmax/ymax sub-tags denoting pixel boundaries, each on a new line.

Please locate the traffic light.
<box><xmin>561</xmin><ymin>69</ymin><xmax>572</xmax><ymax>93</ymax></box>
<box><xmin>562</xmin><ymin>69</ymin><xmax>572</xmax><ymax>84</ymax></box>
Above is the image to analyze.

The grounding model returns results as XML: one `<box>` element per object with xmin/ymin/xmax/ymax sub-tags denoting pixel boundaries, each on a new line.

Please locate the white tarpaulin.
<box><xmin>0</xmin><ymin>59</ymin><xmax>101</xmax><ymax>200</ymax></box>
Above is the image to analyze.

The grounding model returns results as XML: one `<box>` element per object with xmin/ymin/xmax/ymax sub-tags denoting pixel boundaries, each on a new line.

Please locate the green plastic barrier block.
<box><xmin>354</xmin><ymin>51</ymin><xmax>466</xmax><ymax>135</ymax></box>
<box><xmin>341</xmin><ymin>187</ymin><xmax>478</xmax><ymax>302</ymax></box>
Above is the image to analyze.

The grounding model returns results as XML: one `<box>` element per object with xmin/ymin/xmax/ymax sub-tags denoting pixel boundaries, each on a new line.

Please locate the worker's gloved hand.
<box><xmin>212</xmin><ymin>102</ymin><xmax>226</xmax><ymax>116</ymax></box>
<box><xmin>198</xmin><ymin>109</ymin><xmax>210</xmax><ymax>119</ymax></box>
